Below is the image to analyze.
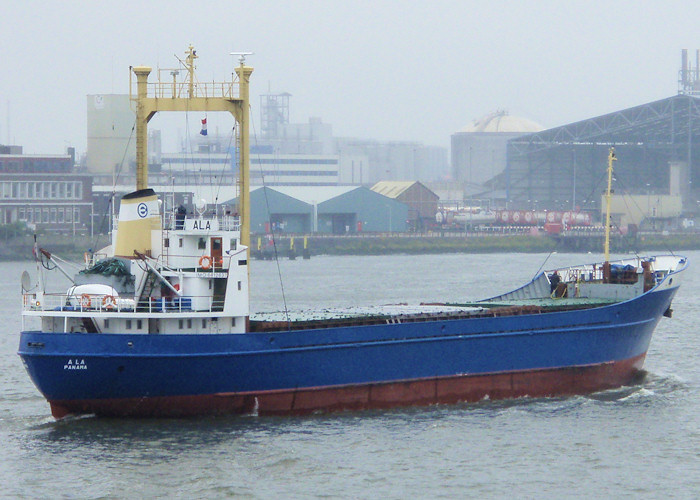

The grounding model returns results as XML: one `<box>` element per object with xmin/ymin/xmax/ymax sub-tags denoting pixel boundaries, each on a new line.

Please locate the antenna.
<box><xmin>230</xmin><ymin>52</ymin><xmax>254</xmax><ymax>65</ymax></box>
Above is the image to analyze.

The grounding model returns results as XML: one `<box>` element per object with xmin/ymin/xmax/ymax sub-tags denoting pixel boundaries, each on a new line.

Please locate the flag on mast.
<box><xmin>200</xmin><ymin>117</ymin><xmax>208</xmax><ymax>136</ymax></box>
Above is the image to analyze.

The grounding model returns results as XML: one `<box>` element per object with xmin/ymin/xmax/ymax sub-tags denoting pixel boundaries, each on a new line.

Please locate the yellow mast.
<box><xmin>603</xmin><ymin>147</ymin><xmax>616</xmax><ymax>263</ymax></box>
<box><xmin>235</xmin><ymin>63</ymin><xmax>253</xmax><ymax>252</ymax></box>
<box><xmin>131</xmin><ymin>46</ymin><xmax>253</xmax><ymax>252</ymax></box>
<box><xmin>133</xmin><ymin>65</ymin><xmax>152</xmax><ymax>191</ymax></box>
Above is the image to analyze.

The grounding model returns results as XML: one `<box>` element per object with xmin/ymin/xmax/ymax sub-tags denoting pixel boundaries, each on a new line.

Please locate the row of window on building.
<box><xmin>17</xmin><ymin>206</ymin><xmax>82</xmax><ymax>224</ymax></box>
<box><xmin>249</xmin><ymin>170</ymin><xmax>337</xmax><ymax>178</ymax></box>
<box><xmin>0</xmin><ymin>156</ymin><xmax>73</xmax><ymax>173</ymax></box>
<box><xmin>1</xmin><ymin>181</ymin><xmax>83</xmax><ymax>201</ymax></box>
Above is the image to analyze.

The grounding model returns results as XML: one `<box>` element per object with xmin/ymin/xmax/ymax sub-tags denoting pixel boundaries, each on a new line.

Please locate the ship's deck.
<box><xmin>463</xmin><ymin>297</ymin><xmax>619</xmax><ymax>309</ymax></box>
<box><xmin>249</xmin><ymin>297</ymin><xmax>614</xmax><ymax>332</ymax></box>
<box><xmin>251</xmin><ymin>305</ymin><xmax>482</xmax><ymax>323</ymax></box>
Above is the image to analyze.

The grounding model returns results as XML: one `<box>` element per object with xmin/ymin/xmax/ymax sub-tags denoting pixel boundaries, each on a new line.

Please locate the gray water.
<box><xmin>1</xmin><ymin>252</ymin><xmax>699</xmax><ymax>499</ymax></box>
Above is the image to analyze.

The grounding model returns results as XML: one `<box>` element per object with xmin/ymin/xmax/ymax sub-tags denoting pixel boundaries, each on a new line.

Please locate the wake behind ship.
<box><xmin>18</xmin><ymin>47</ymin><xmax>687</xmax><ymax>418</ymax></box>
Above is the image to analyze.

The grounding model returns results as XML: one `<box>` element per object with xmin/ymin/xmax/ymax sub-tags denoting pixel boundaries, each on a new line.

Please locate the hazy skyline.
<box><xmin>2</xmin><ymin>1</ymin><xmax>699</xmax><ymax>156</ymax></box>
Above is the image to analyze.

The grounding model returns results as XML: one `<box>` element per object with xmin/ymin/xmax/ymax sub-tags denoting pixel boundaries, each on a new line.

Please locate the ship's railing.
<box><xmin>559</xmin><ymin>265</ymin><xmax>601</xmax><ymax>283</ymax></box>
<box><xmin>163</xmin><ymin>213</ymin><xmax>240</xmax><ymax>232</ymax></box>
<box><xmin>112</xmin><ymin>214</ymin><xmax>240</xmax><ymax>232</ymax></box>
<box><xmin>83</xmin><ymin>251</ymin><xmax>234</xmax><ymax>272</ymax></box>
<box><xmin>143</xmin><ymin>80</ymin><xmax>239</xmax><ymax>100</ymax></box>
<box><xmin>22</xmin><ymin>293</ymin><xmax>225</xmax><ymax>314</ymax></box>
<box><xmin>557</xmin><ymin>264</ymin><xmax>641</xmax><ymax>284</ymax></box>
<box><xmin>553</xmin><ymin>259</ymin><xmax>670</xmax><ymax>286</ymax></box>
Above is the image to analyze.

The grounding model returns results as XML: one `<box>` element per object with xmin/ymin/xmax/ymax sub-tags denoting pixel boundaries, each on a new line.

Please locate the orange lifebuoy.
<box><xmin>199</xmin><ymin>255</ymin><xmax>212</xmax><ymax>269</ymax></box>
<box><xmin>80</xmin><ymin>294</ymin><xmax>91</xmax><ymax>308</ymax></box>
<box><xmin>102</xmin><ymin>295</ymin><xmax>116</xmax><ymax>310</ymax></box>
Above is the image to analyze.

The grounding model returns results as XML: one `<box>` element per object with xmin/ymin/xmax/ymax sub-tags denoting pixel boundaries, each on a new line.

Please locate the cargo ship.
<box><xmin>18</xmin><ymin>48</ymin><xmax>687</xmax><ymax>418</ymax></box>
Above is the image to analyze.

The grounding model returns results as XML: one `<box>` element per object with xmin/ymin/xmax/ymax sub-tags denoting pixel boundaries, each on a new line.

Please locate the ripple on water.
<box><xmin>2</xmin><ymin>253</ymin><xmax>700</xmax><ymax>498</ymax></box>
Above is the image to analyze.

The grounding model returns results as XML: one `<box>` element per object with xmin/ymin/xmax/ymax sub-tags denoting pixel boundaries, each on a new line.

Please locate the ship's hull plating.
<box><xmin>19</xmin><ymin>286</ymin><xmax>677</xmax><ymax>418</ymax></box>
<box><xmin>45</xmin><ymin>354</ymin><xmax>646</xmax><ymax>418</ymax></box>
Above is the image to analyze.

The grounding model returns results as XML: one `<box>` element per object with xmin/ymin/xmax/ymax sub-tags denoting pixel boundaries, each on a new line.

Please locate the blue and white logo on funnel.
<box><xmin>137</xmin><ymin>202</ymin><xmax>149</xmax><ymax>218</ymax></box>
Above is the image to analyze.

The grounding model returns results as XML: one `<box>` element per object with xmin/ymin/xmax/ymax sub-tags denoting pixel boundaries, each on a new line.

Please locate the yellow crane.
<box><xmin>130</xmin><ymin>45</ymin><xmax>253</xmax><ymax>251</ymax></box>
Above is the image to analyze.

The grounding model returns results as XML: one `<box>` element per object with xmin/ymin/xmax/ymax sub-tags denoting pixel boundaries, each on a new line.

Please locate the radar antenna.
<box><xmin>230</xmin><ymin>52</ymin><xmax>254</xmax><ymax>65</ymax></box>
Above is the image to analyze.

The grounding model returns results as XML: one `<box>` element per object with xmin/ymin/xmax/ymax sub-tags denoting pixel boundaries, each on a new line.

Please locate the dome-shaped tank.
<box><xmin>458</xmin><ymin>110</ymin><xmax>544</xmax><ymax>134</ymax></box>
<box><xmin>451</xmin><ymin>110</ymin><xmax>544</xmax><ymax>186</ymax></box>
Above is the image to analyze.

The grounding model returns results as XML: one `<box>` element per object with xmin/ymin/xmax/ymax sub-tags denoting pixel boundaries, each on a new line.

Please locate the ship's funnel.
<box><xmin>114</xmin><ymin>188</ymin><xmax>161</xmax><ymax>258</ymax></box>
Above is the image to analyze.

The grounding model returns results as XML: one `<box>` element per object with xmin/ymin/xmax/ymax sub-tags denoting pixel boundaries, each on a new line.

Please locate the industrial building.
<box><xmin>371</xmin><ymin>181</ymin><xmax>439</xmax><ymax>230</ymax></box>
<box><xmin>154</xmin><ymin>147</ymin><xmax>343</xmax><ymax>186</ymax></box>
<box><xmin>86</xmin><ymin>94</ymin><xmax>136</xmax><ymax>174</ymax></box>
<box><xmin>85</xmin><ymin>91</ymin><xmax>447</xmax><ymax>188</ymax></box>
<box><xmin>504</xmin><ymin>50</ymin><xmax>700</xmax><ymax>226</ymax></box>
<box><xmin>505</xmin><ymin>95</ymin><xmax>698</xmax><ymax>215</ymax></box>
<box><xmin>606</xmin><ymin>194</ymin><xmax>682</xmax><ymax>229</ymax></box>
<box><xmin>0</xmin><ymin>145</ymin><xmax>93</xmax><ymax>233</ymax></box>
<box><xmin>227</xmin><ymin>186</ymin><xmax>408</xmax><ymax>235</ymax></box>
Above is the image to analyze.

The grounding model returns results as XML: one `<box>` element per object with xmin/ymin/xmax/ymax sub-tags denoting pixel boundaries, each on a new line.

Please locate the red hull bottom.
<box><xmin>49</xmin><ymin>354</ymin><xmax>647</xmax><ymax>419</ymax></box>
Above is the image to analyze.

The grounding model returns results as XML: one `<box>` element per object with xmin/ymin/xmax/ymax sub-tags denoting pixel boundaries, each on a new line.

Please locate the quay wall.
<box><xmin>3</xmin><ymin>232</ymin><xmax>700</xmax><ymax>261</ymax></box>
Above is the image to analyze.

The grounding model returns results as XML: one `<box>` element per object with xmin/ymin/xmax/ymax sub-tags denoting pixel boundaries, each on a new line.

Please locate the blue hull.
<box><xmin>18</xmin><ymin>286</ymin><xmax>677</xmax><ymax>417</ymax></box>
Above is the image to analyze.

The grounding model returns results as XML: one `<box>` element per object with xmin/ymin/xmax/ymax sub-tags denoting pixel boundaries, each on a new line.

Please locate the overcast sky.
<box><xmin>2</xmin><ymin>1</ymin><xmax>699</xmax><ymax>156</ymax></box>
